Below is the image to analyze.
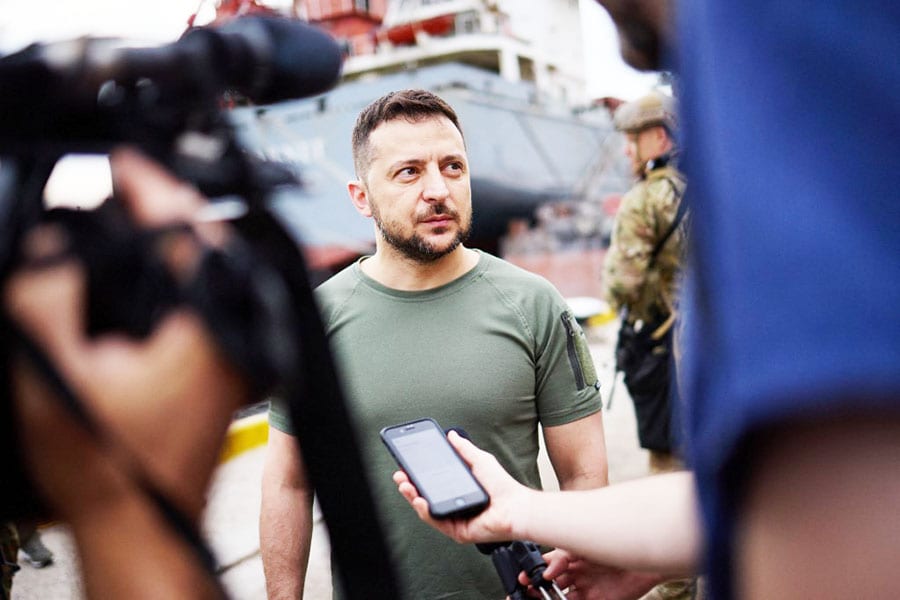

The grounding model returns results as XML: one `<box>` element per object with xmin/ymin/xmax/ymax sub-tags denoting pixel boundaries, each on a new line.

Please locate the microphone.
<box><xmin>0</xmin><ymin>16</ymin><xmax>343</xmax><ymax>135</ymax></box>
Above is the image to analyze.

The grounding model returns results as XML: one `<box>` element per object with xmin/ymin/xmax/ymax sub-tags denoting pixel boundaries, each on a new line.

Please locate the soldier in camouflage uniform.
<box><xmin>604</xmin><ymin>90</ymin><xmax>697</xmax><ymax>600</ymax></box>
<box><xmin>605</xmin><ymin>90</ymin><xmax>687</xmax><ymax>466</ymax></box>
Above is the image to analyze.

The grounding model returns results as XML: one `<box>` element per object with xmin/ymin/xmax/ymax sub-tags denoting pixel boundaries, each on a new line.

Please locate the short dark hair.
<box><xmin>351</xmin><ymin>89</ymin><xmax>464</xmax><ymax>180</ymax></box>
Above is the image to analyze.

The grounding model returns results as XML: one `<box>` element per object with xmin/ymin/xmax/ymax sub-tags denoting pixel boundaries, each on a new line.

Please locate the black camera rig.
<box><xmin>0</xmin><ymin>16</ymin><xmax>400</xmax><ymax>599</ymax></box>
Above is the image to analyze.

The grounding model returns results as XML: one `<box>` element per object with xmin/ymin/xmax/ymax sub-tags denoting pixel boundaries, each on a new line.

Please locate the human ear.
<box><xmin>347</xmin><ymin>180</ymin><xmax>372</xmax><ymax>217</ymax></box>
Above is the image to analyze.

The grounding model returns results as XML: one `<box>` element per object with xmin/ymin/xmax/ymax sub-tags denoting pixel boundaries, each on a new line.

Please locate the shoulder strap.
<box><xmin>617</xmin><ymin>175</ymin><xmax>686</xmax><ymax>328</ymax></box>
<box><xmin>649</xmin><ymin>177</ymin><xmax>687</xmax><ymax>265</ymax></box>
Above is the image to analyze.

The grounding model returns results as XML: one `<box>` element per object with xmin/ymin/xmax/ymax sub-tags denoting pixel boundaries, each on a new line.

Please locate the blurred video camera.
<box><xmin>0</xmin><ymin>16</ymin><xmax>399</xmax><ymax>598</ymax></box>
<box><xmin>0</xmin><ymin>13</ymin><xmax>348</xmax><ymax>385</ymax></box>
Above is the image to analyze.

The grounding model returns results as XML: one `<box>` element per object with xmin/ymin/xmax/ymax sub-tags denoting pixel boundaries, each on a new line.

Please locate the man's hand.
<box><xmin>523</xmin><ymin>548</ymin><xmax>665</xmax><ymax>600</ymax></box>
<box><xmin>5</xmin><ymin>148</ymin><xmax>251</xmax><ymax>598</ymax></box>
<box><xmin>7</xmin><ymin>148</ymin><xmax>249</xmax><ymax>521</ymax></box>
<box><xmin>393</xmin><ymin>430</ymin><xmax>538</xmax><ymax>544</ymax></box>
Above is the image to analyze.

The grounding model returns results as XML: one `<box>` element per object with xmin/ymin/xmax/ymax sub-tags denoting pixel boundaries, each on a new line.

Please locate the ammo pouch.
<box><xmin>615</xmin><ymin>313</ymin><xmax>675</xmax><ymax>452</ymax></box>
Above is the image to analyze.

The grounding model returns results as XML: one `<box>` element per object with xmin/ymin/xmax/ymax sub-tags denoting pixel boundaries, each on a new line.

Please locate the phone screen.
<box><xmin>381</xmin><ymin>419</ymin><xmax>489</xmax><ymax>519</ymax></box>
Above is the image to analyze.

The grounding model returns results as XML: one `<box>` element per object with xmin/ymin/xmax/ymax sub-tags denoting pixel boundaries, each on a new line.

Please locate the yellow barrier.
<box><xmin>219</xmin><ymin>412</ymin><xmax>270</xmax><ymax>463</ymax></box>
<box><xmin>585</xmin><ymin>307</ymin><xmax>617</xmax><ymax>328</ymax></box>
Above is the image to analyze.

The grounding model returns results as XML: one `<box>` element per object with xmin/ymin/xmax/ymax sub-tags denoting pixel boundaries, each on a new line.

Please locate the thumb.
<box><xmin>446</xmin><ymin>430</ymin><xmax>483</xmax><ymax>466</ymax></box>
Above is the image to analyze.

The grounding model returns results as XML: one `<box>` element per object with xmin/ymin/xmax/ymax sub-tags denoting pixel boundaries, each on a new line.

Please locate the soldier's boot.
<box><xmin>20</xmin><ymin>531</ymin><xmax>53</xmax><ymax>569</ymax></box>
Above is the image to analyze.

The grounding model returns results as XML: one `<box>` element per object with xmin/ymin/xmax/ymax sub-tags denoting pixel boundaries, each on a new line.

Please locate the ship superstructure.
<box><xmin>292</xmin><ymin>0</ymin><xmax>589</xmax><ymax>105</ymax></box>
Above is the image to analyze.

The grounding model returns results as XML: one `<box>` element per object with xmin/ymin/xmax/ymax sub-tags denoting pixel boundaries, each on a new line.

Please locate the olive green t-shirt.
<box><xmin>270</xmin><ymin>250</ymin><xmax>600</xmax><ymax>599</ymax></box>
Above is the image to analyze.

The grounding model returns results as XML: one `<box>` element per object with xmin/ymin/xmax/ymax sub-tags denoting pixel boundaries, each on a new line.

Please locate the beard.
<box><xmin>372</xmin><ymin>202</ymin><xmax>472</xmax><ymax>263</ymax></box>
<box><xmin>631</xmin><ymin>158</ymin><xmax>646</xmax><ymax>178</ymax></box>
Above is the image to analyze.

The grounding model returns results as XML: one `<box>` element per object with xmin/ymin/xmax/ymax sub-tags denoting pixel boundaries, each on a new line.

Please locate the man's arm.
<box><xmin>542</xmin><ymin>413</ymin><xmax>688</xmax><ymax>597</ymax></box>
<box><xmin>260</xmin><ymin>426</ymin><xmax>315</xmax><ymax>599</ymax></box>
<box><xmin>538</xmin><ymin>413</ymin><xmax>656</xmax><ymax>596</ymax></box>
<box><xmin>542</xmin><ymin>412</ymin><xmax>609</xmax><ymax>490</ymax></box>
<box><xmin>395</xmin><ymin>432</ymin><xmax>702</xmax><ymax>575</ymax></box>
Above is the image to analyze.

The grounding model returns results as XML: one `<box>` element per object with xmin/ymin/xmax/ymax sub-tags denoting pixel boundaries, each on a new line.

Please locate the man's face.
<box><xmin>355</xmin><ymin>116</ymin><xmax>472</xmax><ymax>263</ymax></box>
<box><xmin>624</xmin><ymin>126</ymin><xmax>669</xmax><ymax>176</ymax></box>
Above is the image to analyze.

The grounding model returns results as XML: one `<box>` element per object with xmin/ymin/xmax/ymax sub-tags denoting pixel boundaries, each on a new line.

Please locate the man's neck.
<box><xmin>360</xmin><ymin>245</ymin><xmax>480</xmax><ymax>291</ymax></box>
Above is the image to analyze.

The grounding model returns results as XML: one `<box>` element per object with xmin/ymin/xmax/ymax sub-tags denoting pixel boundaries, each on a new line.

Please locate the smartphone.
<box><xmin>381</xmin><ymin>418</ymin><xmax>489</xmax><ymax>519</ymax></box>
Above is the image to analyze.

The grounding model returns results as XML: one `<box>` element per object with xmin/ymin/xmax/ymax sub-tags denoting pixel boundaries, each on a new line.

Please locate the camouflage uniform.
<box><xmin>603</xmin><ymin>161</ymin><xmax>687</xmax><ymax>324</ymax></box>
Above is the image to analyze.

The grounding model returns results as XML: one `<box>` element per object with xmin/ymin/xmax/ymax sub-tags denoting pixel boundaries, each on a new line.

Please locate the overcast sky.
<box><xmin>578</xmin><ymin>0</ymin><xmax>659</xmax><ymax>100</ymax></box>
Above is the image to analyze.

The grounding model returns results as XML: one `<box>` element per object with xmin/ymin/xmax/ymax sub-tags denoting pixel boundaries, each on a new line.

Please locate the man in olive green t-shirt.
<box><xmin>260</xmin><ymin>89</ymin><xmax>609</xmax><ymax>600</ymax></box>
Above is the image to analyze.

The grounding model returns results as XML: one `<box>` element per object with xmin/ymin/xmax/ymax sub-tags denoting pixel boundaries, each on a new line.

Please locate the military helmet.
<box><xmin>614</xmin><ymin>91</ymin><xmax>677</xmax><ymax>134</ymax></box>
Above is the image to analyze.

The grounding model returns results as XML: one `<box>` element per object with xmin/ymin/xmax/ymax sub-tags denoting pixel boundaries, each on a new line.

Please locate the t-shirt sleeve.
<box><xmin>533</xmin><ymin>290</ymin><xmax>603</xmax><ymax>427</ymax></box>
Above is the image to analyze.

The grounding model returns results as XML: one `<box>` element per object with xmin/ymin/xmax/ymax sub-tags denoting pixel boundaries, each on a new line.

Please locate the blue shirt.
<box><xmin>676</xmin><ymin>2</ymin><xmax>900</xmax><ymax>597</ymax></box>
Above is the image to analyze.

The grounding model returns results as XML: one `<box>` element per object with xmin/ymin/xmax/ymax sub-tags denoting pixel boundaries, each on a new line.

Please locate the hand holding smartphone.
<box><xmin>381</xmin><ymin>418</ymin><xmax>489</xmax><ymax>519</ymax></box>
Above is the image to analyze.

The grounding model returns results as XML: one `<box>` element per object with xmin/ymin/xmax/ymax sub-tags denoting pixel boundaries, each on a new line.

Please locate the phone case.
<box><xmin>380</xmin><ymin>418</ymin><xmax>489</xmax><ymax>519</ymax></box>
